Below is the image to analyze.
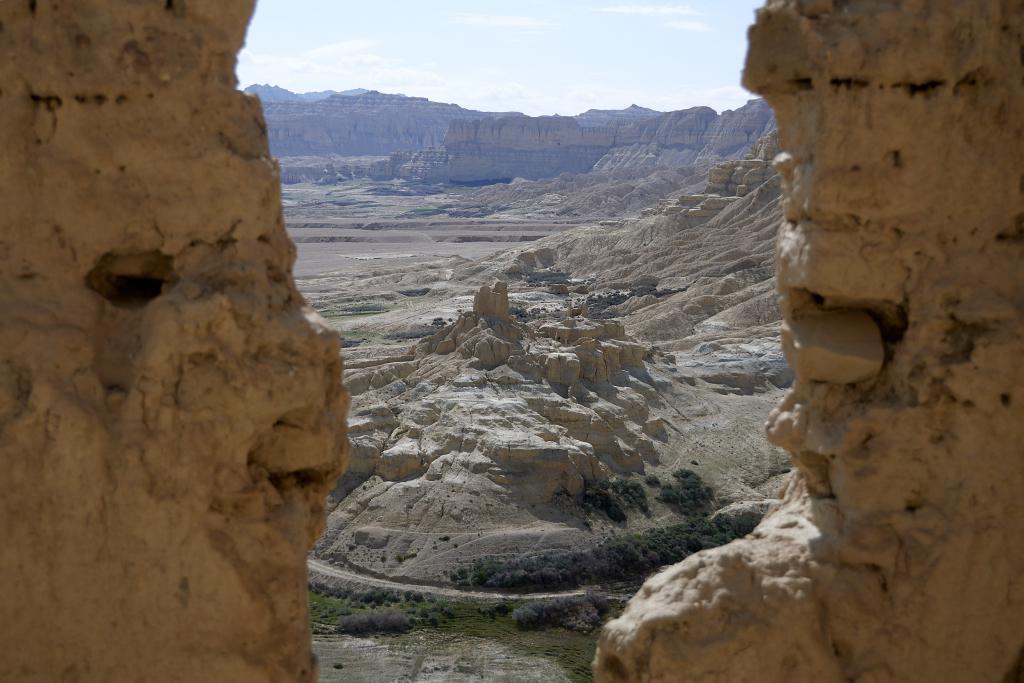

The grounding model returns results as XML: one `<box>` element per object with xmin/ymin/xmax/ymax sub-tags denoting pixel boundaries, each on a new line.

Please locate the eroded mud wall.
<box><xmin>596</xmin><ymin>1</ymin><xmax>1024</xmax><ymax>681</ymax></box>
<box><xmin>0</xmin><ymin>3</ymin><xmax>347</xmax><ymax>680</ymax></box>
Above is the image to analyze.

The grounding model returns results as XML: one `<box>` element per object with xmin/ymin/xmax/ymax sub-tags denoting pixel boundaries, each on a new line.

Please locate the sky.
<box><xmin>238</xmin><ymin>1</ymin><xmax>765</xmax><ymax>116</ymax></box>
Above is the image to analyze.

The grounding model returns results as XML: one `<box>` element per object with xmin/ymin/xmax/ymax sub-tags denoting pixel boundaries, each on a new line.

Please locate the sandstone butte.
<box><xmin>0</xmin><ymin>3</ymin><xmax>1021</xmax><ymax>683</ymax></box>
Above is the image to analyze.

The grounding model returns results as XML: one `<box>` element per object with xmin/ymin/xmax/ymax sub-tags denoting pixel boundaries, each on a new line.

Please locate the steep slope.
<box><xmin>593</xmin><ymin>99</ymin><xmax>775</xmax><ymax>172</ymax></box>
<box><xmin>460</xmin><ymin>132</ymin><xmax>783</xmax><ymax>343</ymax></box>
<box><xmin>454</xmin><ymin>167</ymin><xmax>707</xmax><ymax>219</ymax></box>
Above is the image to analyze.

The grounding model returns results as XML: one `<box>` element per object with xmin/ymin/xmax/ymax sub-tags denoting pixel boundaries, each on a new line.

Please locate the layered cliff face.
<box><xmin>446</xmin><ymin>116</ymin><xmax>620</xmax><ymax>183</ymax></box>
<box><xmin>594</xmin><ymin>100</ymin><xmax>776</xmax><ymax>172</ymax></box>
<box><xmin>261</xmin><ymin>94</ymin><xmax>774</xmax><ymax>184</ymax></box>
<box><xmin>433</xmin><ymin>100</ymin><xmax>774</xmax><ymax>184</ymax></box>
<box><xmin>261</xmin><ymin>91</ymin><xmax>518</xmax><ymax>157</ymax></box>
<box><xmin>1</xmin><ymin>3</ymin><xmax>346</xmax><ymax>681</ymax></box>
<box><xmin>596</xmin><ymin>1</ymin><xmax>1024</xmax><ymax>681</ymax></box>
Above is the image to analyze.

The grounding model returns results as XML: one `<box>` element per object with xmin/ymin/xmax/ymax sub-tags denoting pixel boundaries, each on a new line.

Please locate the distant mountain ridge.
<box><xmin>244</xmin><ymin>84</ymin><xmax>370</xmax><ymax>103</ymax></box>
<box><xmin>576</xmin><ymin>104</ymin><xmax>662</xmax><ymax>128</ymax></box>
<box><xmin>249</xmin><ymin>85</ymin><xmax>775</xmax><ymax>184</ymax></box>
<box><xmin>257</xmin><ymin>90</ymin><xmax>523</xmax><ymax>157</ymax></box>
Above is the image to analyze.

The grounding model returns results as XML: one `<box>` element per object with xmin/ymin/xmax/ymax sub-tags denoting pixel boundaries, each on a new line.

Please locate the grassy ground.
<box><xmin>309</xmin><ymin>589</ymin><xmax>620</xmax><ymax>682</ymax></box>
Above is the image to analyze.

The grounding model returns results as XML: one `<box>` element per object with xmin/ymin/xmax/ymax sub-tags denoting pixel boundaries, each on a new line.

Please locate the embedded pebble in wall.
<box><xmin>783</xmin><ymin>311</ymin><xmax>884</xmax><ymax>384</ymax></box>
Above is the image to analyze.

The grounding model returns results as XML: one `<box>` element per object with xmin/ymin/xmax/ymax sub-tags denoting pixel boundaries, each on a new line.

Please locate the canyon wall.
<box><xmin>595</xmin><ymin>0</ymin><xmax>1024</xmax><ymax>681</ymax></box>
<box><xmin>264</xmin><ymin>94</ymin><xmax>774</xmax><ymax>184</ymax></box>
<box><xmin>426</xmin><ymin>100</ymin><xmax>774</xmax><ymax>184</ymax></box>
<box><xmin>261</xmin><ymin>91</ymin><xmax>514</xmax><ymax>157</ymax></box>
<box><xmin>0</xmin><ymin>2</ymin><xmax>347</xmax><ymax>681</ymax></box>
<box><xmin>445</xmin><ymin>115</ymin><xmax>619</xmax><ymax>183</ymax></box>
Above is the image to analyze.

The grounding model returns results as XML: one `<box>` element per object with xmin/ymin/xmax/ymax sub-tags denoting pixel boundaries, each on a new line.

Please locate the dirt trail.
<box><xmin>308</xmin><ymin>558</ymin><xmax>629</xmax><ymax>602</ymax></box>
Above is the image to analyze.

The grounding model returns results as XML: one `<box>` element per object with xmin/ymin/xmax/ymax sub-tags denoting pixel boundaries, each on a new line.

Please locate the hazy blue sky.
<box><xmin>238</xmin><ymin>1</ymin><xmax>765</xmax><ymax>116</ymax></box>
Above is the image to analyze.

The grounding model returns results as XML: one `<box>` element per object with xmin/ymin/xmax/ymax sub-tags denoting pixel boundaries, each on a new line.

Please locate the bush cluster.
<box><xmin>511</xmin><ymin>593</ymin><xmax>610</xmax><ymax>632</ymax></box>
<box><xmin>581</xmin><ymin>478</ymin><xmax>649</xmax><ymax>521</ymax></box>
<box><xmin>477</xmin><ymin>602</ymin><xmax>512</xmax><ymax>619</ymax></box>
<box><xmin>610</xmin><ymin>479</ymin><xmax>649</xmax><ymax>513</ymax></box>
<box><xmin>451</xmin><ymin>516</ymin><xmax>752</xmax><ymax>590</ymax></box>
<box><xmin>336</xmin><ymin>611</ymin><xmax>412</xmax><ymax>636</ymax></box>
<box><xmin>656</xmin><ymin>469</ymin><xmax>713</xmax><ymax>515</ymax></box>
<box><xmin>313</xmin><ymin>585</ymin><xmax>426</xmax><ymax>606</ymax></box>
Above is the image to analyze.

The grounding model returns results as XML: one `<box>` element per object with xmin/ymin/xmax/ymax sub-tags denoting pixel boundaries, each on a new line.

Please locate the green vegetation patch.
<box><xmin>452</xmin><ymin>515</ymin><xmax>753</xmax><ymax>591</ymax></box>
<box><xmin>314</xmin><ymin>302</ymin><xmax>390</xmax><ymax>319</ymax></box>
<box><xmin>309</xmin><ymin>587</ymin><xmax>617</xmax><ymax>682</ymax></box>
<box><xmin>580</xmin><ymin>478</ymin><xmax>649</xmax><ymax>521</ymax></box>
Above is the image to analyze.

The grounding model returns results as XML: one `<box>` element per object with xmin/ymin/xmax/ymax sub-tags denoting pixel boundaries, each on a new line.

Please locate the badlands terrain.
<box><xmin>258</xmin><ymin>87</ymin><xmax>789</xmax><ymax>679</ymax></box>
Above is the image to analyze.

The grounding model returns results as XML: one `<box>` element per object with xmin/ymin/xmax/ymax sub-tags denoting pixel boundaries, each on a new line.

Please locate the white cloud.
<box><xmin>304</xmin><ymin>40</ymin><xmax>381</xmax><ymax>61</ymax></box>
<box><xmin>666</xmin><ymin>19</ymin><xmax>711</xmax><ymax>32</ymax></box>
<box><xmin>594</xmin><ymin>4</ymin><xmax>701</xmax><ymax>16</ymax></box>
<box><xmin>449</xmin><ymin>13</ymin><xmax>551</xmax><ymax>29</ymax></box>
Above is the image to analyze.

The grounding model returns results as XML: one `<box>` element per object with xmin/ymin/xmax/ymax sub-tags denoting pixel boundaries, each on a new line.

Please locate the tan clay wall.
<box><xmin>596</xmin><ymin>1</ymin><xmax>1024</xmax><ymax>681</ymax></box>
<box><xmin>0</xmin><ymin>2</ymin><xmax>347</xmax><ymax>681</ymax></box>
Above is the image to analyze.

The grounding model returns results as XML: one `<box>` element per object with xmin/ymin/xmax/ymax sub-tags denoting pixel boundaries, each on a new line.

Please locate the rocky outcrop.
<box><xmin>277</xmin><ymin>155</ymin><xmax>393</xmax><ymax>184</ymax></box>
<box><xmin>699</xmin><ymin>97</ymin><xmax>778</xmax><ymax>161</ymax></box>
<box><xmin>320</xmin><ymin>283</ymin><xmax>675</xmax><ymax>581</ymax></box>
<box><xmin>474</xmin><ymin>280</ymin><xmax>511</xmax><ymax>320</ymax></box>
<box><xmin>261</xmin><ymin>91</ymin><xmax>518</xmax><ymax>157</ymax></box>
<box><xmin>2</xmin><ymin>3</ymin><xmax>346</xmax><ymax>682</ymax></box>
<box><xmin>596</xmin><ymin>1</ymin><xmax>1024</xmax><ymax>681</ymax></box>
<box><xmin>387</xmin><ymin>148</ymin><xmax>452</xmax><ymax>184</ymax></box>
<box><xmin>704</xmin><ymin>130</ymin><xmax>780</xmax><ymax>196</ymax></box>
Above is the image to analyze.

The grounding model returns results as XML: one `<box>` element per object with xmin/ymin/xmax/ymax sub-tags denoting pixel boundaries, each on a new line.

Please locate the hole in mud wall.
<box><xmin>165</xmin><ymin>0</ymin><xmax>185</xmax><ymax>17</ymax></box>
<box><xmin>86</xmin><ymin>251</ymin><xmax>176</xmax><ymax>308</ymax></box>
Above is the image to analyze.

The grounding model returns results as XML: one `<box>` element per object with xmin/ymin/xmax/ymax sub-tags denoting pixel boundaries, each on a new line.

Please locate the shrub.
<box><xmin>512</xmin><ymin>593</ymin><xmax>609</xmax><ymax>632</ymax></box>
<box><xmin>478</xmin><ymin>602</ymin><xmax>512</xmax><ymax>619</ymax></box>
<box><xmin>609</xmin><ymin>479</ymin><xmax>649</xmax><ymax>514</ymax></box>
<box><xmin>657</xmin><ymin>469</ymin><xmax>713</xmax><ymax>515</ymax></box>
<box><xmin>581</xmin><ymin>478</ymin><xmax>649</xmax><ymax>521</ymax></box>
<box><xmin>336</xmin><ymin>611</ymin><xmax>412</xmax><ymax>636</ymax></box>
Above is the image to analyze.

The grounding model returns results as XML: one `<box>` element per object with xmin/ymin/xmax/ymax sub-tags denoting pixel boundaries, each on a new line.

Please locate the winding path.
<box><xmin>308</xmin><ymin>558</ymin><xmax>604</xmax><ymax>602</ymax></box>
